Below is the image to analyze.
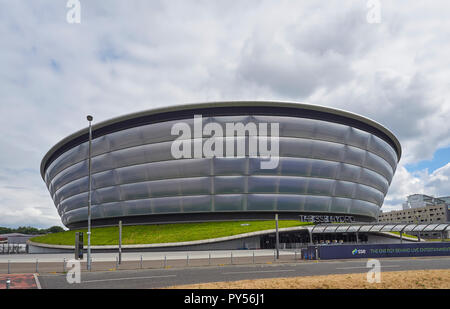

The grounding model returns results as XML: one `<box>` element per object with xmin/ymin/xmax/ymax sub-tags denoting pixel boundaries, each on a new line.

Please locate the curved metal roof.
<box><xmin>40</xmin><ymin>101</ymin><xmax>402</xmax><ymax>179</ymax></box>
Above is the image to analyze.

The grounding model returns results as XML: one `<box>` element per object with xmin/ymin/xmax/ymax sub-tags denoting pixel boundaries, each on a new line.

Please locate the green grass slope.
<box><xmin>30</xmin><ymin>220</ymin><xmax>311</xmax><ymax>246</ymax></box>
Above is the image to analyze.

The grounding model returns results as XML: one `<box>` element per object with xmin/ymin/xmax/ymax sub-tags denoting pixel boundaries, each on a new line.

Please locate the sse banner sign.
<box><xmin>318</xmin><ymin>242</ymin><xmax>450</xmax><ymax>260</ymax></box>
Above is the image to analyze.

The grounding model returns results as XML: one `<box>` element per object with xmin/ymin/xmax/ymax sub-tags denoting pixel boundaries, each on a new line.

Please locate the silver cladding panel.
<box><xmin>43</xmin><ymin>115</ymin><xmax>399</xmax><ymax>226</ymax></box>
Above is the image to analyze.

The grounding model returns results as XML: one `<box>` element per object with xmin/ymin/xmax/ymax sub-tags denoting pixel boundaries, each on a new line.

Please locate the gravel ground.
<box><xmin>167</xmin><ymin>269</ymin><xmax>450</xmax><ymax>289</ymax></box>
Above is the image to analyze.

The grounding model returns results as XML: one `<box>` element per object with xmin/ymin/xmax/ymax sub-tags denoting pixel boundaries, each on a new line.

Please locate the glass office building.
<box><xmin>41</xmin><ymin>102</ymin><xmax>402</xmax><ymax>229</ymax></box>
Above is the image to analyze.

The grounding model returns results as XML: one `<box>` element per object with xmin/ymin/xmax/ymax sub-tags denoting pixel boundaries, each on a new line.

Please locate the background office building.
<box><xmin>379</xmin><ymin>194</ymin><xmax>450</xmax><ymax>238</ymax></box>
<box><xmin>40</xmin><ymin>101</ymin><xmax>401</xmax><ymax>229</ymax></box>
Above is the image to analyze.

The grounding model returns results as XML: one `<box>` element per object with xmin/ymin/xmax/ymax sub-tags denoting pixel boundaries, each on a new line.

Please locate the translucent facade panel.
<box><xmin>214</xmin><ymin>176</ymin><xmax>246</xmax><ymax>194</ymax></box>
<box><xmin>119</xmin><ymin>182</ymin><xmax>151</xmax><ymax>201</ymax></box>
<box><xmin>310</xmin><ymin>160</ymin><xmax>339</xmax><ymax>179</ymax></box>
<box><xmin>314</xmin><ymin>121</ymin><xmax>350</xmax><ymax>144</ymax></box>
<box><xmin>306</xmin><ymin>178</ymin><xmax>334</xmax><ymax>196</ymax></box>
<box><xmin>147</xmin><ymin>158</ymin><xmax>212</xmax><ymax>180</ymax></box>
<box><xmin>152</xmin><ymin>197</ymin><xmax>182</xmax><ymax>214</ymax></box>
<box><xmin>91</xmin><ymin>152</ymin><xmax>115</xmax><ymax>174</ymax></box>
<box><xmin>248</xmin><ymin>176</ymin><xmax>278</xmax><ymax>193</ymax></box>
<box><xmin>46</xmin><ymin>143</ymin><xmax>88</xmax><ymax>182</ymax></box>
<box><xmin>92</xmin><ymin>170</ymin><xmax>116</xmax><ymax>190</ymax></box>
<box><xmin>337</xmin><ymin>163</ymin><xmax>362</xmax><ymax>183</ymax></box>
<box><xmin>123</xmin><ymin>199</ymin><xmax>152</xmax><ymax>216</ymax></box>
<box><xmin>63</xmin><ymin>208</ymin><xmax>87</xmax><ymax>226</ymax></box>
<box><xmin>59</xmin><ymin>192</ymin><xmax>87</xmax><ymax>213</ymax></box>
<box><xmin>310</xmin><ymin>141</ymin><xmax>344</xmax><ymax>162</ymax></box>
<box><xmin>212</xmin><ymin>115</ymin><xmax>253</xmax><ymax>127</ymax></box>
<box><xmin>101</xmin><ymin>202</ymin><xmax>125</xmax><ymax>218</ymax></box>
<box><xmin>276</xmin><ymin>195</ymin><xmax>305</xmax><ymax>211</ymax></box>
<box><xmin>359</xmin><ymin>168</ymin><xmax>389</xmax><ymax>194</ymax></box>
<box><xmin>182</xmin><ymin>195</ymin><xmax>212</xmax><ymax>213</ymax></box>
<box><xmin>149</xmin><ymin>177</ymin><xmax>211</xmax><ymax>197</ymax></box>
<box><xmin>247</xmin><ymin>194</ymin><xmax>276</xmax><ymax>211</ymax></box>
<box><xmin>91</xmin><ymin>134</ymin><xmax>111</xmax><ymax>157</ymax></box>
<box><xmin>214</xmin><ymin>157</ymin><xmax>247</xmax><ymax>175</ymax></box>
<box><xmin>346</xmin><ymin>127</ymin><xmax>370</xmax><ymax>150</ymax></box>
<box><xmin>249</xmin><ymin>157</ymin><xmax>281</xmax><ymax>175</ymax></box>
<box><xmin>214</xmin><ymin>194</ymin><xmax>245</xmax><ymax>212</ymax></box>
<box><xmin>330</xmin><ymin>197</ymin><xmax>351</xmax><ymax>214</ymax></box>
<box><xmin>354</xmin><ymin>184</ymin><xmax>384</xmax><ymax>206</ymax></box>
<box><xmin>114</xmin><ymin>164</ymin><xmax>149</xmax><ymax>185</ymax></box>
<box><xmin>342</xmin><ymin>145</ymin><xmax>365</xmax><ymax>166</ymax></box>
<box><xmin>109</xmin><ymin>145</ymin><xmax>148</xmax><ymax>168</ymax></box>
<box><xmin>279</xmin><ymin>138</ymin><xmax>313</xmax><ymax>158</ymax></box>
<box><xmin>54</xmin><ymin>177</ymin><xmax>87</xmax><ymax>205</ymax></box>
<box><xmin>334</xmin><ymin>181</ymin><xmax>355</xmax><ymax>199</ymax></box>
<box><xmin>367</xmin><ymin>135</ymin><xmax>397</xmax><ymax>169</ymax></box>
<box><xmin>107</xmin><ymin>126</ymin><xmax>144</xmax><ymax>151</ymax></box>
<box><xmin>364</xmin><ymin>152</ymin><xmax>393</xmax><ymax>181</ymax></box>
<box><xmin>140</xmin><ymin>119</ymin><xmax>195</xmax><ymax>145</ymax></box>
<box><xmin>279</xmin><ymin>158</ymin><xmax>311</xmax><ymax>177</ymax></box>
<box><xmin>278</xmin><ymin>177</ymin><xmax>309</xmax><ymax>194</ymax></box>
<box><xmin>51</xmin><ymin>160</ymin><xmax>88</xmax><ymax>195</ymax></box>
<box><xmin>349</xmin><ymin>200</ymin><xmax>380</xmax><ymax>218</ymax></box>
<box><xmin>95</xmin><ymin>186</ymin><xmax>121</xmax><ymax>204</ymax></box>
<box><xmin>303</xmin><ymin>196</ymin><xmax>331</xmax><ymax>212</ymax></box>
<box><xmin>255</xmin><ymin>115</ymin><xmax>317</xmax><ymax>139</ymax></box>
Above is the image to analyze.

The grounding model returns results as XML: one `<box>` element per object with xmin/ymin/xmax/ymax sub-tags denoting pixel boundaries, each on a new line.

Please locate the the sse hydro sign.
<box><xmin>318</xmin><ymin>243</ymin><xmax>450</xmax><ymax>260</ymax></box>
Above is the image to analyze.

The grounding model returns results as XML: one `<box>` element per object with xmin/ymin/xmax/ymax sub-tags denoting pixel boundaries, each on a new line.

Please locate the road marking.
<box><xmin>336</xmin><ymin>265</ymin><xmax>399</xmax><ymax>270</ymax></box>
<box><xmin>34</xmin><ymin>273</ymin><xmax>42</xmax><ymax>289</ymax></box>
<box><xmin>223</xmin><ymin>270</ymin><xmax>296</xmax><ymax>275</ymax></box>
<box><xmin>81</xmin><ymin>274</ymin><xmax>176</xmax><ymax>284</ymax></box>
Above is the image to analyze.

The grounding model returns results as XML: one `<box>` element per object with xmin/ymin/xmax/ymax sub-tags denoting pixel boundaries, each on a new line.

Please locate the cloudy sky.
<box><xmin>1</xmin><ymin>0</ymin><xmax>449</xmax><ymax>228</ymax></box>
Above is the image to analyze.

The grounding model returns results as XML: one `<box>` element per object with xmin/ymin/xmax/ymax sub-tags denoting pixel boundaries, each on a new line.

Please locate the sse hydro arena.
<box><xmin>40</xmin><ymin>102</ymin><xmax>401</xmax><ymax>229</ymax></box>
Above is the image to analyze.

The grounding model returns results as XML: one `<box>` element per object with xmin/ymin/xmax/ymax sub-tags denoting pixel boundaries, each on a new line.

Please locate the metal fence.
<box><xmin>0</xmin><ymin>244</ymin><xmax>27</xmax><ymax>254</ymax></box>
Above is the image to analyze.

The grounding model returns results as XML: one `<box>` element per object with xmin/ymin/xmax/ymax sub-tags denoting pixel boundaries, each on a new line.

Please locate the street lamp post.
<box><xmin>86</xmin><ymin>115</ymin><xmax>93</xmax><ymax>271</ymax></box>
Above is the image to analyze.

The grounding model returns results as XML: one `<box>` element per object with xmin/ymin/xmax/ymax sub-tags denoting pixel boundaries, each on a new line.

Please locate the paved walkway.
<box><xmin>0</xmin><ymin>250</ymin><xmax>301</xmax><ymax>274</ymax></box>
<box><xmin>0</xmin><ymin>274</ymin><xmax>38</xmax><ymax>289</ymax></box>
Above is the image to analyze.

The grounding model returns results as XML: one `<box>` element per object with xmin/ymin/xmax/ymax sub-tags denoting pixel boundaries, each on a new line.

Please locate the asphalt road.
<box><xmin>37</xmin><ymin>256</ymin><xmax>450</xmax><ymax>289</ymax></box>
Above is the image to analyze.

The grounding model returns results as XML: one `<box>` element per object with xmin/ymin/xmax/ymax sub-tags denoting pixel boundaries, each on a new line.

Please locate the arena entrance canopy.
<box><xmin>306</xmin><ymin>222</ymin><xmax>450</xmax><ymax>244</ymax></box>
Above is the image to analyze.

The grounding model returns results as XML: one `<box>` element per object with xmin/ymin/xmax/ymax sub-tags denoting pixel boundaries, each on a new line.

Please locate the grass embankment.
<box><xmin>30</xmin><ymin>220</ymin><xmax>311</xmax><ymax>246</ymax></box>
<box><xmin>168</xmin><ymin>269</ymin><xmax>450</xmax><ymax>289</ymax></box>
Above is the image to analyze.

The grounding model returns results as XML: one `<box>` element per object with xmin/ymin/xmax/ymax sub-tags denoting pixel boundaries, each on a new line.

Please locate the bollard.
<box><xmin>8</xmin><ymin>260</ymin><xmax>10</xmax><ymax>274</ymax></box>
<box><xmin>186</xmin><ymin>254</ymin><xmax>189</xmax><ymax>266</ymax></box>
<box><xmin>63</xmin><ymin>258</ymin><xmax>66</xmax><ymax>273</ymax></box>
<box><xmin>231</xmin><ymin>252</ymin><xmax>233</xmax><ymax>265</ymax></box>
<box><xmin>295</xmin><ymin>251</ymin><xmax>297</xmax><ymax>261</ymax></box>
<box><xmin>253</xmin><ymin>251</ymin><xmax>255</xmax><ymax>264</ymax></box>
<box><xmin>116</xmin><ymin>256</ymin><xmax>119</xmax><ymax>269</ymax></box>
<box><xmin>140</xmin><ymin>255</ymin><xmax>143</xmax><ymax>269</ymax></box>
<box><xmin>6</xmin><ymin>278</ymin><xmax>10</xmax><ymax>289</ymax></box>
<box><xmin>164</xmin><ymin>255</ymin><xmax>167</xmax><ymax>268</ymax></box>
<box><xmin>209</xmin><ymin>253</ymin><xmax>211</xmax><ymax>265</ymax></box>
<box><xmin>90</xmin><ymin>258</ymin><xmax>92</xmax><ymax>271</ymax></box>
<box><xmin>274</xmin><ymin>250</ymin><xmax>276</xmax><ymax>261</ymax></box>
<box><xmin>35</xmin><ymin>259</ymin><xmax>38</xmax><ymax>273</ymax></box>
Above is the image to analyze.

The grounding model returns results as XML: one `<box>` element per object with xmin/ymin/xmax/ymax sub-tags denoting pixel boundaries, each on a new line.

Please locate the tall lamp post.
<box><xmin>86</xmin><ymin>115</ymin><xmax>93</xmax><ymax>271</ymax></box>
